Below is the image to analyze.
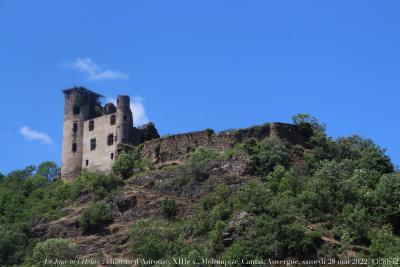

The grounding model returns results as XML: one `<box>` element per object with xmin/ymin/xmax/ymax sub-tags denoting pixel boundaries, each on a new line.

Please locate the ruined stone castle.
<box><xmin>61</xmin><ymin>87</ymin><xmax>158</xmax><ymax>179</ymax></box>
<box><xmin>61</xmin><ymin>87</ymin><xmax>306</xmax><ymax>179</ymax></box>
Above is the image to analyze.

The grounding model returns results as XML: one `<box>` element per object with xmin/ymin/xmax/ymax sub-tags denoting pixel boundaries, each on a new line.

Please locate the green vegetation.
<box><xmin>79</xmin><ymin>202</ymin><xmax>115</xmax><ymax>234</ymax></box>
<box><xmin>71</xmin><ymin>170</ymin><xmax>123</xmax><ymax>200</ymax></box>
<box><xmin>244</xmin><ymin>138</ymin><xmax>291</xmax><ymax>176</ymax></box>
<box><xmin>162</xmin><ymin>199</ymin><xmax>177</xmax><ymax>219</ymax></box>
<box><xmin>158</xmin><ymin>147</ymin><xmax>219</xmax><ymax>192</ymax></box>
<box><xmin>130</xmin><ymin>220</ymin><xmax>189</xmax><ymax>260</ymax></box>
<box><xmin>112</xmin><ymin>146</ymin><xmax>147</xmax><ymax>179</ymax></box>
<box><xmin>1</xmin><ymin>114</ymin><xmax>399</xmax><ymax>264</ymax></box>
<box><xmin>30</xmin><ymin>238</ymin><xmax>77</xmax><ymax>267</ymax></box>
<box><xmin>128</xmin><ymin>113</ymin><xmax>400</xmax><ymax>261</ymax></box>
<box><xmin>0</xmin><ymin>164</ymin><xmax>124</xmax><ymax>266</ymax></box>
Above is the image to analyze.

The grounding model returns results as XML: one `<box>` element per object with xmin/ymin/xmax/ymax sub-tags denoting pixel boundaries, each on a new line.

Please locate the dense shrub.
<box><xmin>162</xmin><ymin>199</ymin><xmax>177</xmax><ymax>219</ymax></box>
<box><xmin>188</xmin><ymin>147</ymin><xmax>218</xmax><ymax>163</ymax></box>
<box><xmin>223</xmin><ymin>214</ymin><xmax>321</xmax><ymax>261</ymax></box>
<box><xmin>244</xmin><ymin>138</ymin><xmax>291</xmax><ymax>177</ymax></box>
<box><xmin>335</xmin><ymin>136</ymin><xmax>394</xmax><ymax>174</ymax></box>
<box><xmin>192</xmin><ymin>185</ymin><xmax>233</xmax><ymax>236</ymax></box>
<box><xmin>0</xmin><ymin>226</ymin><xmax>27</xmax><ymax>266</ymax></box>
<box><xmin>80</xmin><ymin>202</ymin><xmax>115</xmax><ymax>234</ymax></box>
<box><xmin>186</xmin><ymin>147</ymin><xmax>218</xmax><ymax>182</ymax></box>
<box><xmin>31</xmin><ymin>238</ymin><xmax>77</xmax><ymax>267</ymax></box>
<box><xmin>130</xmin><ymin>220</ymin><xmax>188</xmax><ymax>260</ymax></box>
<box><xmin>71</xmin><ymin>170</ymin><xmax>123</xmax><ymax>200</ymax></box>
<box><xmin>369</xmin><ymin>225</ymin><xmax>400</xmax><ymax>258</ymax></box>
<box><xmin>112</xmin><ymin>146</ymin><xmax>144</xmax><ymax>179</ymax></box>
<box><xmin>373</xmin><ymin>173</ymin><xmax>400</xmax><ymax>230</ymax></box>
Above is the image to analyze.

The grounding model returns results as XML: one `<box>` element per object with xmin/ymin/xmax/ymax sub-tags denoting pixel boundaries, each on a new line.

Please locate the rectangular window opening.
<box><xmin>110</xmin><ymin>153</ymin><xmax>114</xmax><ymax>160</ymax></box>
<box><xmin>107</xmin><ymin>134</ymin><xmax>114</xmax><ymax>146</ymax></box>
<box><xmin>72</xmin><ymin>143</ymin><xmax>77</xmax><ymax>152</ymax></box>
<box><xmin>73</xmin><ymin>122</ymin><xmax>78</xmax><ymax>133</ymax></box>
<box><xmin>86</xmin><ymin>159</ymin><xmax>89</xmax><ymax>166</ymax></box>
<box><xmin>73</xmin><ymin>106</ymin><xmax>80</xmax><ymax>115</ymax></box>
<box><xmin>90</xmin><ymin>138</ymin><xmax>96</xmax><ymax>151</ymax></box>
<box><xmin>110</xmin><ymin>115</ymin><xmax>116</xmax><ymax>125</ymax></box>
<box><xmin>89</xmin><ymin>120</ymin><xmax>94</xmax><ymax>131</ymax></box>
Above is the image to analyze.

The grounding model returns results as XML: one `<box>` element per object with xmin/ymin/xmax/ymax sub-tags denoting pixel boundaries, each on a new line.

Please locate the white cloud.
<box><xmin>105</xmin><ymin>96</ymin><xmax>149</xmax><ymax>127</ymax></box>
<box><xmin>67</xmin><ymin>58</ymin><xmax>129</xmax><ymax>81</ymax></box>
<box><xmin>131</xmin><ymin>97</ymin><xmax>149</xmax><ymax>126</ymax></box>
<box><xmin>20</xmin><ymin>126</ymin><xmax>52</xmax><ymax>144</ymax></box>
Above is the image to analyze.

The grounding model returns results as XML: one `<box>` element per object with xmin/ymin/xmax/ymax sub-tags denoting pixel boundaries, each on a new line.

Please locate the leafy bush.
<box><xmin>71</xmin><ymin>170</ymin><xmax>123</xmax><ymax>200</ymax></box>
<box><xmin>192</xmin><ymin>185</ymin><xmax>233</xmax><ymax>235</ymax></box>
<box><xmin>244</xmin><ymin>138</ymin><xmax>291</xmax><ymax>177</ymax></box>
<box><xmin>188</xmin><ymin>147</ymin><xmax>218</xmax><ymax>163</ymax></box>
<box><xmin>340</xmin><ymin>204</ymin><xmax>370</xmax><ymax>244</ymax></box>
<box><xmin>0</xmin><ymin>226</ymin><xmax>27</xmax><ymax>266</ymax></box>
<box><xmin>223</xmin><ymin>214</ymin><xmax>320</xmax><ymax>261</ymax></box>
<box><xmin>130</xmin><ymin>220</ymin><xmax>188</xmax><ymax>260</ymax></box>
<box><xmin>234</xmin><ymin>180</ymin><xmax>272</xmax><ymax>214</ymax></box>
<box><xmin>80</xmin><ymin>202</ymin><xmax>114</xmax><ymax>234</ymax></box>
<box><xmin>112</xmin><ymin>146</ymin><xmax>145</xmax><ymax>179</ymax></box>
<box><xmin>162</xmin><ymin>199</ymin><xmax>177</xmax><ymax>219</ymax></box>
<box><xmin>186</xmin><ymin>147</ymin><xmax>218</xmax><ymax>182</ymax></box>
<box><xmin>369</xmin><ymin>225</ymin><xmax>400</xmax><ymax>258</ymax></box>
<box><xmin>31</xmin><ymin>238</ymin><xmax>77</xmax><ymax>267</ymax></box>
<box><xmin>292</xmin><ymin>113</ymin><xmax>326</xmax><ymax>139</ymax></box>
<box><xmin>373</xmin><ymin>173</ymin><xmax>400</xmax><ymax>230</ymax></box>
<box><xmin>335</xmin><ymin>135</ymin><xmax>393</xmax><ymax>174</ymax></box>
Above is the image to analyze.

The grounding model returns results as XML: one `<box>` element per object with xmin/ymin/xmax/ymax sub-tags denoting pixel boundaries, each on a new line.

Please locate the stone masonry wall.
<box><xmin>140</xmin><ymin>122</ymin><xmax>306</xmax><ymax>165</ymax></box>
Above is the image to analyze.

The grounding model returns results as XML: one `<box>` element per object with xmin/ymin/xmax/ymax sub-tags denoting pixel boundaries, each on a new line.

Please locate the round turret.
<box><xmin>116</xmin><ymin>95</ymin><xmax>133</xmax><ymax>144</ymax></box>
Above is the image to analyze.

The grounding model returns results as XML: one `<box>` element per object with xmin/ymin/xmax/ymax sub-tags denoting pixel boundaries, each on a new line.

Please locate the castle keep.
<box><xmin>61</xmin><ymin>87</ymin><xmax>145</xmax><ymax>179</ymax></box>
<box><xmin>61</xmin><ymin>87</ymin><xmax>306</xmax><ymax>179</ymax></box>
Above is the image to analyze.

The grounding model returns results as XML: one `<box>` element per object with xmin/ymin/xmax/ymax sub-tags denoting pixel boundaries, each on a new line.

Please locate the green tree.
<box><xmin>37</xmin><ymin>161</ymin><xmax>60</xmax><ymax>181</ymax></box>
<box><xmin>292</xmin><ymin>113</ymin><xmax>326</xmax><ymax>138</ymax></box>
<box><xmin>335</xmin><ymin>136</ymin><xmax>393</xmax><ymax>174</ymax></box>
<box><xmin>340</xmin><ymin>204</ymin><xmax>370</xmax><ymax>244</ymax></box>
<box><xmin>130</xmin><ymin>220</ymin><xmax>187</xmax><ymax>260</ymax></box>
<box><xmin>369</xmin><ymin>225</ymin><xmax>400</xmax><ymax>259</ymax></box>
<box><xmin>0</xmin><ymin>226</ymin><xmax>27</xmax><ymax>266</ymax></box>
<box><xmin>303</xmin><ymin>160</ymin><xmax>353</xmax><ymax>216</ymax></box>
<box><xmin>244</xmin><ymin>138</ymin><xmax>291</xmax><ymax>177</ymax></box>
<box><xmin>374</xmin><ymin>173</ymin><xmax>400</xmax><ymax>230</ymax></box>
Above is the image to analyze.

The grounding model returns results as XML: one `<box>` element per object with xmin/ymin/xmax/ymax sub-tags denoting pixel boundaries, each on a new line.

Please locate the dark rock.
<box><xmin>110</xmin><ymin>195</ymin><xmax>137</xmax><ymax>214</ymax></box>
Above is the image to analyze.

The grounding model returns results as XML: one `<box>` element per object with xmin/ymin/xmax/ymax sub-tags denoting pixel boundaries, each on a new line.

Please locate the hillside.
<box><xmin>0</xmin><ymin>115</ymin><xmax>399</xmax><ymax>266</ymax></box>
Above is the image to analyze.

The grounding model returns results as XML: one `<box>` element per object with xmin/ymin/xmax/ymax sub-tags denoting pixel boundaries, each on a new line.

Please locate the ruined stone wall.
<box><xmin>141</xmin><ymin>122</ymin><xmax>306</xmax><ymax>165</ymax></box>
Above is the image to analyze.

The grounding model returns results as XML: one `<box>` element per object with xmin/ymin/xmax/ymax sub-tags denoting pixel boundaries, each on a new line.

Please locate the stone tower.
<box><xmin>116</xmin><ymin>95</ymin><xmax>133</xmax><ymax>144</ymax></box>
<box><xmin>61</xmin><ymin>87</ymin><xmax>102</xmax><ymax>179</ymax></box>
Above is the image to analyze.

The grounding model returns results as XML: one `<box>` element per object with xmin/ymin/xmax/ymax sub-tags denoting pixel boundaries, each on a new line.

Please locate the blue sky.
<box><xmin>0</xmin><ymin>1</ymin><xmax>399</xmax><ymax>174</ymax></box>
